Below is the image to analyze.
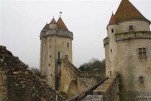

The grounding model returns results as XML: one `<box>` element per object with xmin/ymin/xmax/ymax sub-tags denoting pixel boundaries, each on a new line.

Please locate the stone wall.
<box><xmin>117</xmin><ymin>21</ymin><xmax>150</xmax><ymax>33</ymax></box>
<box><xmin>59</xmin><ymin>59</ymin><xmax>105</xmax><ymax>99</ymax></box>
<box><xmin>0</xmin><ymin>70</ymin><xmax>7</xmax><ymax>101</ymax></box>
<box><xmin>94</xmin><ymin>74</ymin><xmax>119</xmax><ymax>101</ymax></box>
<box><xmin>0</xmin><ymin>45</ymin><xmax>64</xmax><ymax>101</ymax></box>
<box><xmin>104</xmin><ymin>29</ymin><xmax>151</xmax><ymax>100</ymax></box>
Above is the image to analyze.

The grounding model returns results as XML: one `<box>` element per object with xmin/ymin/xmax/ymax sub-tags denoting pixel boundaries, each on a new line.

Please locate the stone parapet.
<box><xmin>94</xmin><ymin>74</ymin><xmax>119</xmax><ymax>101</ymax></box>
<box><xmin>40</xmin><ymin>29</ymin><xmax>73</xmax><ymax>39</ymax></box>
<box><xmin>115</xmin><ymin>31</ymin><xmax>151</xmax><ymax>41</ymax></box>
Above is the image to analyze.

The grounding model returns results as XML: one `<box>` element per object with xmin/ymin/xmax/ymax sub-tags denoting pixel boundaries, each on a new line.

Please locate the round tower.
<box><xmin>104</xmin><ymin>0</ymin><xmax>151</xmax><ymax>100</ymax></box>
<box><xmin>106</xmin><ymin>13</ymin><xmax>118</xmax><ymax>77</ymax></box>
<box><xmin>40</xmin><ymin>17</ymin><xmax>73</xmax><ymax>89</ymax></box>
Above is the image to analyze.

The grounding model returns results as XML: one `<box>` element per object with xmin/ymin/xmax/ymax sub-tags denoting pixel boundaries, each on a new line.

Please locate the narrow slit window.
<box><xmin>58</xmin><ymin>52</ymin><xmax>60</xmax><ymax>60</ymax></box>
<box><xmin>67</xmin><ymin>43</ymin><xmax>69</xmax><ymax>48</ymax></box>
<box><xmin>111</xmin><ymin>29</ymin><xmax>114</xmax><ymax>33</ymax></box>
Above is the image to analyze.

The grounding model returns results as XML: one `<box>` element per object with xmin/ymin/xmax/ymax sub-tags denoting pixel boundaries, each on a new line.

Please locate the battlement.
<box><xmin>103</xmin><ymin>31</ymin><xmax>151</xmax><ymax>46</ymax></box>
<box><xmin>116</xmin><ymin>31</ymin><xmax>151</xmax><ymax>42</ymax></box>
<box><xmin>40</xmin><ymin>29</ymin><xmax>73</xmax><ymax>39</ymax></box>
<box><xmin>60</xmin><ymin>59</ymin><xmax>104</xmax><ymax>77</ymax></box>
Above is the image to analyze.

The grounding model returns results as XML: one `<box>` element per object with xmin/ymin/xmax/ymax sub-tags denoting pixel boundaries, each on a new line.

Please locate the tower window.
<box><xmin>49</xmin><ymin>45</ymin><xmax>51</xmax><ymax>48</ymax></box>
<box><xmin>138</xmin><ymin>76</ymin><xmax>144</xmax><ymax>84</ymax></box>
<box><xmin>58</xmin><ymin>52</ymin><xmax>60</xmax><ymax>60</ymax></box>
<box><xmin>129</xmin><ymin>25</ymin><xmax>134</xmax><ymax>32</ymax></box>
<box><xmin>67</xmin><ymin>43</ymin><xmax>69</xmax><ymax>48</ymax></box>
<box><xmin>109</xmin><ymin>71</ymin><xmax>112</xmax><ymax>77</ymax></box>
<box><xmin>65</xmin><ymin>55</ymin><xmax>68</xmax><ymax>60</ymax></box>
<box><xmin>138</xmin><ymin>48</ymin><xmax>147</xmax><ymax>59</ymax></box>
<box><xmin>111</xmin><ymin>29</ymin><xmax>114</xmax><ymax>33</ymax></box>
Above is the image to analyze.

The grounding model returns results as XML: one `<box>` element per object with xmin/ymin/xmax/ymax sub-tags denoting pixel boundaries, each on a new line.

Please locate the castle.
<box><xmin>40</xmin><ymin>16</ymin><xmax>105</xmax><ymax>98</ymax></box>
<box><xmin>40</xmin><ymin>0</ymin><xmax>151</xmax><ymax>100</ymax></box>
<box><xmin>0</xmin><ymin>0</ymin><xmax>151</xmax><ymax>101</ymax></box>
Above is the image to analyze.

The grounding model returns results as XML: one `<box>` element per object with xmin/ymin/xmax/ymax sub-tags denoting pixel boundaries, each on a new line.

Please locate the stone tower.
<box><xmin>40</xmin><ymin>17</ymin><xmax>73</xmax><ymax>89</ymax></box>
<box><xmin>104</xmin><ymin>0</ymin><xmax>151</xmax><ymax>100</ymax></box>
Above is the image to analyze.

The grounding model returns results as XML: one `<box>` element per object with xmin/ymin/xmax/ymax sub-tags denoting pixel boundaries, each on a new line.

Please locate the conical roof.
<box><xmin>108</xmin><ymin>13</ymin><xmax>117</xmax><ymax>25</ymax></box>
<box><xmin>115</xmin><ymin>0</ymin><xmax>148</xmax><ymax>22</ymax></box>
<box><xmin>57</xmin><ymin>17</ymin><xmax>68</xmax><ymax>30</ymax></box>
<box><xmin>50</xmin><ymin>17</ymin><xmax>57</xmax><ymax>24</ymax></box>
<box><xmin>43</xmin><ymin>23</ymin><xmax>49</xmax><ymax>29</ymax></box>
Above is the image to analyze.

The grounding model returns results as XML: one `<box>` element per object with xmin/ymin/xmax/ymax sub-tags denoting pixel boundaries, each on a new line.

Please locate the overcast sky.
<box><xmin>0</xmin><ymin>0</ymin><xmax>151</xmax><ymax>68</ymax></box>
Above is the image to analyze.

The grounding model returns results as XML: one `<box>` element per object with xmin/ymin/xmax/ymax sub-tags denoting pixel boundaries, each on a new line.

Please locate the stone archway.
<box><xmin>67</xmin><ymin>80</ymin><xmax>78</xmax><ymax>98</ymax></box>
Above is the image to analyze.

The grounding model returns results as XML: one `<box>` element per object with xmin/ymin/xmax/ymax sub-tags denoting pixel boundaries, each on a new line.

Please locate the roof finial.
<box><xmin>59</xmin><ymin>12</ymin><xmax>62</xmax><ymax>17</ymax></box>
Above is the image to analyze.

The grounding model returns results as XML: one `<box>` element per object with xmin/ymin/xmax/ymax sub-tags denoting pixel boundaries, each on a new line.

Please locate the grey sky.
<box><xmin>1</xmin><ymin>0</ymin><xmax>151</xmax><ymax>68</ymax></box>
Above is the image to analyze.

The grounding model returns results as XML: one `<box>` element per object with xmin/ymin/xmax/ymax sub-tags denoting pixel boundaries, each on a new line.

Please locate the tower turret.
<box><xmin>49</xmin><ymin>17</ymin><xmax>57</xmax><ymax>29</ymax></box>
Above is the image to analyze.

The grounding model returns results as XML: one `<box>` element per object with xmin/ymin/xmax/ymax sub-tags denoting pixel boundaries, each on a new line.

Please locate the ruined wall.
<box><xmin>60</xmin><ymin>60</ymin><xmax>78</xmax><ymax>93</ymax></box>
<box><xmin>0</xmin><ymin>70</ymin><xmax>7</xmax><ymax>101</ymax></box>
<box><xmin>94</xmin><ymin>74</ymin><xmax>119</xmax><ymax>101</ymax></box>
<box><xmin>59</xmin><ymin>59</ymin><xmax>105</xmax><ymax>99</ymax></box>
<box><xmin>77</xmin><ymin>70</ymin><xmax>104</xmax><ymax>92</ymax></box>
<box><xmin>0</xmin><ymin>45</ymin><xmax>64</xmax><ymax>101</ymax></box>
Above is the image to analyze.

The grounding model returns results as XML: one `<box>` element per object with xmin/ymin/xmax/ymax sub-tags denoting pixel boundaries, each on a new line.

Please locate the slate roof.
<box><xmin>108</xmin><ymin>13</ymin><xmax>117</xmax><ymax>25</ymax></box>
<box><xmin>108</xmin><ymin>0</ymin><xmax>150</xmax><ymax>25</ymax></box>
<box><xmin>50</xmin><ymin>17</ymin><xmax>57</xmax><ymax>24</ymax></box>
<box><xmin>57</xmin><ymin>17</ymin><xmax>68</xmax><ymax>30</ymax></box>
<box><xmin>43</xmin><ymin>24</ymin><xmax>49</xmax><ymax>29</ymax></box>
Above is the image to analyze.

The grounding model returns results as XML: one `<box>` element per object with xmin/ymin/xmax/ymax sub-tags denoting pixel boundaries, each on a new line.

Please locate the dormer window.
<box><xmin>129</xmin><ymin>25</ymin><xmax>134</xmax><ymax>32</ymax></box>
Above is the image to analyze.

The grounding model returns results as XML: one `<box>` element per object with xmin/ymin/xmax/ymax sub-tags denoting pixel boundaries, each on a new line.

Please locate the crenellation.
<box><xmin>115</xmin><ymin>31</ymin><xmax>151</xmax><ymax>42</ymax></box>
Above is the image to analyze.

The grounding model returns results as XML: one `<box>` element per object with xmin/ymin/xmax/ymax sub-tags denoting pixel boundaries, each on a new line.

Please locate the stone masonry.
<box><xmin>0</xmin><ymin>45</ymin><xmax>64</xmax><ymax>101</ymax></box>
